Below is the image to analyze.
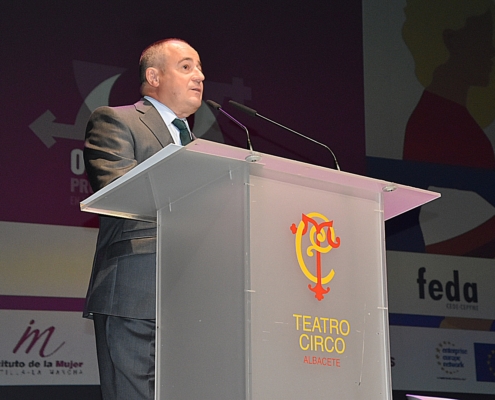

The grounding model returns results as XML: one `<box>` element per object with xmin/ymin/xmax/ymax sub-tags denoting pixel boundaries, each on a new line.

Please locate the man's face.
<box><xmin>156</xmin><ymin>41</ymin><xmax>205</xmax><ymax>118</ymax></box>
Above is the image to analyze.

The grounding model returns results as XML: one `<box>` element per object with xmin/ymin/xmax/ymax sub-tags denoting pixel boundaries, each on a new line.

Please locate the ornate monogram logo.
<box><xmin>290</xmin><ymin>212</ymin><xmax>341</xmax><ymax>301</ymax></box>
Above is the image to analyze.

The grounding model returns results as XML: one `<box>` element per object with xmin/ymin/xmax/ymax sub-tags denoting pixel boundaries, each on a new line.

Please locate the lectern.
<box><xmin>81</xmin><ymin>139</ymin><xmax>439</xmax><ymax>400</ymax></box>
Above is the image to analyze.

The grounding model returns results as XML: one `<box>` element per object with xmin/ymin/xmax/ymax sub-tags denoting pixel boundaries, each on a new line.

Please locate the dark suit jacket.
<box><xmin>83</xmin><ymin>98</ymin><xmax>174</xmax><ymax>319</ymax></box>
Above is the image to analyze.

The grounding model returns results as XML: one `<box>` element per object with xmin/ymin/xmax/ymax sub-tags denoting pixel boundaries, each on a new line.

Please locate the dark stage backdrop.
<box><xmin>1</xmin><ymin>1</ymin><xmax>365</xmax><ymax>399</ymax></box>
<box><xmin>1</xmin><ymin>0</ymin><xmax>365</xmax><ymax>229</ymax></box>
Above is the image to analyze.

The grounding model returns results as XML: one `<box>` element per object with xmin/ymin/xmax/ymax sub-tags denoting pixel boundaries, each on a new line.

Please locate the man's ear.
<box><xmin>145</xmin><ymin>67</ymin><xmax>160</xmax><ymax>87</ymax></box>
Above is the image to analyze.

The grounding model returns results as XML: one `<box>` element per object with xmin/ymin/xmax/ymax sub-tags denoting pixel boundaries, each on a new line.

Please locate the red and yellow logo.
<box><xmin>290</xmin><ymin>212</ymin><xmax>341</xmax><ymax>301</ymax></box>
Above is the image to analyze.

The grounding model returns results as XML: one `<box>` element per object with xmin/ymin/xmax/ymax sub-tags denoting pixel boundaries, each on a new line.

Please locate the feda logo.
<box><xmin>417</xmin><ymin>267</ymin><xmax>478</xmax><ymax>303</ymax></box>
<box><xmin>290</xmin><ymin>212</ymin><xmax>340</xmax><ymax>301</ymax></box>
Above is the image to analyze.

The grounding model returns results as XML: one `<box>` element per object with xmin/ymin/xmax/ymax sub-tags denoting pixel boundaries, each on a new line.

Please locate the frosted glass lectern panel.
<box><xmin>249</xmin><ymin>173</ymin><xmax>389</xmax><ymax>399</ymax></box>
<box><xmin>156</xmin><ymin>163</ymin><xmax>249</xmax><ymax>399</ymax></box>
<box><xmin>155</xmin><ymin>159</ymin><xmax>392</xmax><ymax>399</ymax></box>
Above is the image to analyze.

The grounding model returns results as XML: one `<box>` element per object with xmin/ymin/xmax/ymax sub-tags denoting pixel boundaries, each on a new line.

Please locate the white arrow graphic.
<box><xmin>30</xmin><ymin>74</ymin><xmax>121</xmax><ymax>148</ymax></box>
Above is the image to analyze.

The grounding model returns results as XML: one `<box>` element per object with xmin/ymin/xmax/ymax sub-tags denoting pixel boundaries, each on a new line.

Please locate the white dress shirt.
<box><xmin>144</xmin><ymin>96</ymin><xmax>192</xmax><ymax>145</ymax></box>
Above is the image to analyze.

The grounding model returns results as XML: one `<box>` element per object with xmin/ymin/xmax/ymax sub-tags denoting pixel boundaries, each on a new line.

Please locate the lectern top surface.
<box><xmin>80</xmin><ymin>139</ymin><xmax>439</xmax><ymax>221</ymax></box>
<box><xmin>186</xmin><ymin>140</ymin><xmax>439</xmax><ymax>221</ymax></box>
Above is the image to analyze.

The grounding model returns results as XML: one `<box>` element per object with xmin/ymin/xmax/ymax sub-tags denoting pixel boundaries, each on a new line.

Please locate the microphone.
<box><xmin>228</xmin><ymin>100</ymin><xmax>340</xmax><ymax>171</ymax></box>
<box><xmin>206</xmin><ymin>100</ymin><xmax>261</xmax><ymax>162</ymax></box>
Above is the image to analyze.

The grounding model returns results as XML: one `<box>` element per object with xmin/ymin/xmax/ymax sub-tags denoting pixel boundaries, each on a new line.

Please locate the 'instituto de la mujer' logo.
<box><xmin>290</xmin><ymin>212</ymin><xmax>341</xmax><ymax>301</ymax></box>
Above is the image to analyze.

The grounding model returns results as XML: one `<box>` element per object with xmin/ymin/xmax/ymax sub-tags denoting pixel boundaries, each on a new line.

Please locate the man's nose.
<box><xmin>194</xmin><ymin>67</ymin><xmax>205</xmax><ymax>82</ymax></box>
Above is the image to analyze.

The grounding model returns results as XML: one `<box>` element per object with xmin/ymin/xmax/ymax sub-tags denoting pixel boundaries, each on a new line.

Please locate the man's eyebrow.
<box><xmin>178</xmin><ymin>57</ymin><xmax>202</xmax><ymax>69</ymax></box>
<box><xmin>177</xmin><ymin>57</ymin><xmax>193</xmax><ymax>64</ymax></box>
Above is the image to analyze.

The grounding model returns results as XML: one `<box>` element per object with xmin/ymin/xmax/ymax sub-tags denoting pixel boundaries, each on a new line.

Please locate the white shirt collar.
<box><xmin>144</xmin><ymin>96</ymin><xmax>191</xmax><ymax>145</ymax></box>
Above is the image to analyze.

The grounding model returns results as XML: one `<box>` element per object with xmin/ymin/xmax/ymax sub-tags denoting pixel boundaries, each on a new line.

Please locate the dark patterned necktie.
<box><xmin>172</xmin><ymin>118</ymin><xmax>192</xmax><ymax>145</ymax></box>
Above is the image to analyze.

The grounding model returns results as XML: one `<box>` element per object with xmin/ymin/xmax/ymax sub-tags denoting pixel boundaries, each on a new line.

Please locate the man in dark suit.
<box><xmin>83</xmin><ymin>38</ymin><xmax>204</xmax><ymax>400</ymax></box>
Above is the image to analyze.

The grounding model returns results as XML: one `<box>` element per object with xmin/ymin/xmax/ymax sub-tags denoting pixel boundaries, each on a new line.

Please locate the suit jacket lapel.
<box><xmin>135</xmin><ymin>99</ymin><xmax>174</xmax><ymax>148</ymax></box>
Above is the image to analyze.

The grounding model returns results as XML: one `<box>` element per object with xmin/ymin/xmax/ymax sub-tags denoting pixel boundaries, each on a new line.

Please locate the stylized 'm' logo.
<box><xmin>290</xmin><ymin>212</ymin><xmax>341</xmax><ymax>301</ymax></box>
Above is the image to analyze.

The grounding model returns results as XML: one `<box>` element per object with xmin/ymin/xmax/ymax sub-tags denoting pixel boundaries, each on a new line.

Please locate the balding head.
<box><xmin>139</xmin><ymin>38</ymin><xmax>204</xmax><ymax>118</ymax></box>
